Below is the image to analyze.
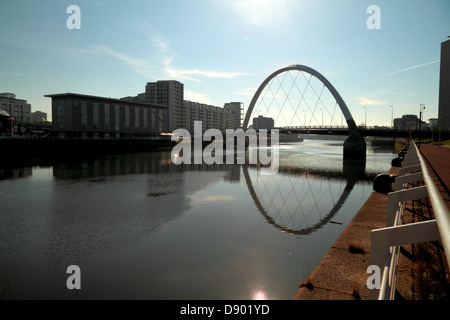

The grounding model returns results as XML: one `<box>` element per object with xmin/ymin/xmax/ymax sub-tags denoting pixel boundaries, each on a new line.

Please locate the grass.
<box><xmin>412</xmin><ymin>138</ymin><xmax>450</xmax><ymax>145</ymax></box>
<box><xmin>298</xmin><ymin>278</ymin><xmax>314</xmax><ymax>290</ymax></box>
<box><xmin>351</xmin><ymin>284</ymin><xmax>361</xmax><ymax>299</ymax></box>
<box><xmin>431</xmin><ymin>139</ymin><xmax>450</xmax><ymax>145</ymax></box>
<box><xmin>395</xmin><ymin>139</ymin><xmax>409</xmax><ymax>153</ymax></box>
<box><xmin>412</xmin><ymin>242</ymin><xmax>450</xmax><ymax>300</ymax></box>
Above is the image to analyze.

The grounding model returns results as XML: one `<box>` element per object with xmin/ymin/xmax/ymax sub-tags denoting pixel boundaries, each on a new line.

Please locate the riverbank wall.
<box><xmin>293</xmin><ymin>164</ymin><xmax>399</xmax><ymax>300</ymax></box>
<box><xmin>0</xmin><ymin>137</ymin><xmax>176</xmax><ymax>167</ymax></box>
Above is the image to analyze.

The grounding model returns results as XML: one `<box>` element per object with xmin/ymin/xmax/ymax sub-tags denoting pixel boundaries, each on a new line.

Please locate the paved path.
<box><xmin>419</xmin><ymin>143</ymin><xmax>450</xmax><ymax>207</ymax></box>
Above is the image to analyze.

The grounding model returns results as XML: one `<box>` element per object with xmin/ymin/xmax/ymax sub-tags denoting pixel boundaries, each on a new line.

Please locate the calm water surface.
<box><xmin>0</xmin><ymin>137</ymin><xmax>398</xmax><ymax>299</ymax></box>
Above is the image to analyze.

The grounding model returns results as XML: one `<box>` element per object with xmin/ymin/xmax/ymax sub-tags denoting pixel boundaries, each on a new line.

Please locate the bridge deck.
<box><xmin>277</xmin><ymin>127</ymin><xmax>448</xmax><ymax>139</ymax></box>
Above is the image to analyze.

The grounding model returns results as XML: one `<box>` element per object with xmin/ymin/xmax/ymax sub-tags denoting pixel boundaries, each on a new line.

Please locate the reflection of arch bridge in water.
<box><xmin>243</xmin><ymin>162</ymin><xmax>367</xmax><ymax>236</ymax></box>
<box><xmin>243</xmin><ymin>65</ymin><xmax>366</xmax><ymax>160</ymax></box>
<box><xmin>50</xmin><ymin>150</ymin><xmax>370</xmax><ymax>236</ymax></box>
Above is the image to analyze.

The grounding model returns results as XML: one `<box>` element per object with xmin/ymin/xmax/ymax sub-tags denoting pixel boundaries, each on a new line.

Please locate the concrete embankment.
<box><xmin>293</xmin><ymin>143</ymin><xmax>450</xmax><ymax>300</ymax></box>
<box><xmin>293</xmin><ymin>165</ymin><xmax>399</xmax><ymax>300</ymax></box>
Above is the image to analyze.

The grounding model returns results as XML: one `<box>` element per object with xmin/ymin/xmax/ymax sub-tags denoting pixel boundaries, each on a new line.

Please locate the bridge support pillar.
<box><xmin>343</xmin><ymin>135</ymin><xmax>366</xmax><ymax>162</ymax></box>
<box><xmin>343</xmin><ymin>119</ymin><xmax>366</xmax><ymax>162</ymax></box>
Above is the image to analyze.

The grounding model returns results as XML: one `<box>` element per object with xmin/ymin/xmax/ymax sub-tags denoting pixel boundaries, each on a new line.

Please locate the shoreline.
<box><xmin>293</xmin><ymin>165</ymin><xmax>399</xmax><ymax>300</ymax></box>
<box><xmin>0</xmin><ymin>137</ymin><xmax>176</xmax><ymax>168</ymax></box>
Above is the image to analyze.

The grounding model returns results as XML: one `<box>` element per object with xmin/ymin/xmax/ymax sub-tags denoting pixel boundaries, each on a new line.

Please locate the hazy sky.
<box><xmin>0</xmin><ymin>0</ymin><xmax>449</xmax><ymax>126</ymax></box>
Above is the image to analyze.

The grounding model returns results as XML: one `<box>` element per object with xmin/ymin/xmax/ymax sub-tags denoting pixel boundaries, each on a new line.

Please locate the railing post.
<box><xmin>369</xmin><ymin>140</ymin><xmax>450</xmax><ymax>300</ymax></box>
<box><xmin>394</xmin><ymin>172</ymin><xmax>423</xmax><ymax>191</ymax></box>
<box><xmin>370</xmin><ymin>220</ymin><xmax>441</xmax><ymax>299</ymax></box>
<box><xmin>386</xmin><ymin>186</ymin><xmax>428</xmax><ymax>227</ymax></box>
<box><xmin>398</xmin><ymin>164</ymin><xmax>421</xmax><ymax>176</ymax></box>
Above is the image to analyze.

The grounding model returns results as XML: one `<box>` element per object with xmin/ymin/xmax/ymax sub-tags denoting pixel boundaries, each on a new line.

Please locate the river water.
<box><xmin>0</xmin><ymin>136</ymin><xmax>398</xmax><ymax>300</ymax></box>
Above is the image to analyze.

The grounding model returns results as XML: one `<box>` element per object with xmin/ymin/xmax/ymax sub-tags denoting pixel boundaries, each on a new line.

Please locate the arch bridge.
<box><xmin>243</xmin><ymin>65</ymin><xmax>366</xmax><ymax>161</ymax></box>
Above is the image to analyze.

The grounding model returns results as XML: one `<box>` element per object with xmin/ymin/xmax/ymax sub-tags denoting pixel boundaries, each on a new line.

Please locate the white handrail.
<box><xmin>415</xmin><ymin>142</ymin><xmax>450</xmax><ymax>268</ymax></box>
<box><xmin>370</xmin><ymin>141</ymin><xmax>449</xmax><ymax>300</ymax></box>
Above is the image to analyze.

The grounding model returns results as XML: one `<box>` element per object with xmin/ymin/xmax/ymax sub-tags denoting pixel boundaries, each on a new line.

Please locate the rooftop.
<box><xmin>44</xmin><ymin>93</ymin><xmax>168</xmax><ymax>109</ymax></box>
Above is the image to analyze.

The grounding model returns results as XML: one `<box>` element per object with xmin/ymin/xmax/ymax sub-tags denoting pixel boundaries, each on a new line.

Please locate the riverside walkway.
<box><xmin>293</xmin><ymin>143</ymin><xmax>450</xmax><ymax>300</ymax></box>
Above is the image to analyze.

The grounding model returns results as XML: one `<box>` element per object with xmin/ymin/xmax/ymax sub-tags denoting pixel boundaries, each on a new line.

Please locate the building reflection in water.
<box><xmin>50</xmin><ymin>148</ymin><xmax>369</xmax><ymax>242</ymax></box>
<box><xmin>0</xmin><ymin>139</ymin><xmax>396</xmax><ymax>299</ymax></box>
<box><xmin>45</xmin><ymin>151</ymin><xmax>243</xmax><ymax>270</ymax></box>
<box><xmin>0</xmin><ymin>167</ymin><xmax>32</xmax><ymax>180</ymax></box>
<box><xmin>52</xmin><ymin>151</ymin><xmax>242</xmax><ymax>182</ymax></box>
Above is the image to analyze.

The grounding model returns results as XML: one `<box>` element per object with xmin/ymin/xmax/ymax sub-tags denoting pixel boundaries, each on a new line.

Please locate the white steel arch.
<box><xmin>243</xmin><ymin>64</ymin><xmax>360</xmax><ymax>138</ymax></box>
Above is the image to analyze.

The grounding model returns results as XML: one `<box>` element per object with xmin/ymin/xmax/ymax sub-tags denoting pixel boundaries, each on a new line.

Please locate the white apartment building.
<box><xmin>224</xmin><ymin>102</ymin><xmax>243</xmax><ymax>129</ymax></box>
<box><xmin>31</xmin><ymin>110</ymin><xmax>48</xmax><ymax>123</ymax></box>
<box><xmin>184</xmin><ymin>100</ymin><xmax>233</xmax><ymax>133</ymax></box>
<box><xmin>122</xmin><ymin>80</ymin><xmax>184</xmax><ymax>132</ymax></box>
<box><xmin>122</xmin><ymin>81</ymin><xmax>243</xmax><ymax>133</ymax></box>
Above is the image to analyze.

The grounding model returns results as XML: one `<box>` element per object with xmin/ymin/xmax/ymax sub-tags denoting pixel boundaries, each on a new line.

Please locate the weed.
<box><xmin>348</xmin><ymin>244</ymin><xmax>366</xmax><ymax>254</ymax></box>
<box><xmin>298</xmin><ymin>278</ymin><xmax>314</xmax><ymax>290</ymax></box>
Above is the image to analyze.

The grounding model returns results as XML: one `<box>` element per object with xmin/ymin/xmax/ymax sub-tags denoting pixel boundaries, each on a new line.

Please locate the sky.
<box><xmin>0</xmin><ymin>0</ymin><xmax>449</xmax><ymax>127</ymax></box>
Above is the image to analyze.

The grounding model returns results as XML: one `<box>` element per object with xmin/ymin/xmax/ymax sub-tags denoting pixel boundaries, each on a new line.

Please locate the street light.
<box><xmin>363</xmin><ymin>106</ymin><xmax>367</xmax><ymax>129</ymax></box>
<box><xmin>390</xmin><ymin>105</ymin><xmax>394</xmax><ymax>129</ymax></box>
<box><xmin>303</xmin><ymin>110</ymin><xmax>306</xmax><ymax>128</ymax></box>
<box><xmin>420</xmin><ymin>104</ymin><xmax>425</xmax><ymax>122</ymax></box>
<box><xmin>320</xmin><ymin>109</ymin><xmax>323</xmax><ymax>127</ymax></box>
<box><xmin>419</xmin><ymin>104</ymin><xmax>425</xmax><ymax>147</ymax></box>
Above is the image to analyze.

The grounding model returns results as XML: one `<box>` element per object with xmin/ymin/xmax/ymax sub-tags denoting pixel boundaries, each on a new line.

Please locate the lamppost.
<box><xmin>420</xmin><ymin>104</ymin><xmax>425</xmax><ymax>123</ymax></box>
<box><xmin>320</xmin><ymin>109</ymin><xmax>323</xmax><ymax>128</ymax></box>
<box><xmin>419</xmin><ymin>104</ymin><xmax>425</xmax><ymax>147</ymax></box>
<box><xmin>303</xmin><ymin>110</ymin><xmax>306</xmax><ymax>128</ymax></box>
<box><xmin>390</xmin><ymin>105</ymin><xmax>394</xmax><ymax>129</ymax></box>
<box><xmin>363</xmin><ymin>106</ymin><xmax>367</xmax><ymax>129</ymax></box>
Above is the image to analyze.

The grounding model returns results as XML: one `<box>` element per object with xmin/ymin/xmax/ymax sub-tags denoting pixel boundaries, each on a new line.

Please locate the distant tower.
<box><xmin>145</xmin><ymin>80</ymin><xmax>184</xmax><ymax>132</ymax></box>
<box><xmin>223</xmin><ymin>102</ymin><xmax>243</xmax><ymax>129</ymax></box>
<box><xmin>438</xmin><ymin>38</ymin><xmax>450</xmax><ymax>129</ymax></box>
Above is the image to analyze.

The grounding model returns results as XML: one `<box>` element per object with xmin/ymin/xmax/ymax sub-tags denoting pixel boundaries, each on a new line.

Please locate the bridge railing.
<box><xmin>280</xmin><ymin>126</ymin><xmax>409</xmax><ymax>131</ymax></box>
<box><xmin>280</xmin><ymin>125</ymin><xmax>348</xmax><ymax>129</ymax></box>
<box><xmin>369</xmin><ymin>140</ymin><xmax>450</xmax><ymax>300</ymax></box>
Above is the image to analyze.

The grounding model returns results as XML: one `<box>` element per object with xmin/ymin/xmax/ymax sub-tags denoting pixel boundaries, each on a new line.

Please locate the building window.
<box><xmin>81</xmin><ymin>102</ymin><xmax>87</xmax><ymax>130</ymax></box>
<box><xmin>159</xmin><ymin>109</ymin><xmax>163</xmax><ymax>132</ymax></box>
<box><xmin>104</xmin><ymin>104</ymin><xmax>110</xmax><ymax>130</ymax></box>
<box><xmin>151</xmin><ymin>109</ymin><xmax>156</xmax><ymax>131</ymax></box>
<box><xmin>93</xmin><ymin>103</ymin><xmax>99</xmax><ymax>130</ymax></box>
<box><xmin>143</xmin><ymin>108</ymin><xmax>148</xmax><ymax>130</ymax></box>
<box><xmin>114</xmin><ymin>105</ymin><xmax>120</xmax><ymax>132</ymax></box>
<box><xmin>125</xmin><ymin>106</ymin><xmax>130</xmax><ymax>131</ymax></box>
<box><xmin>135</xmin><ymin>107</ymin><xmax>140</xmax><ymax>130</ymax></box>
<box><xmin>58</xmin><ymin>104</ymin><xmax>65</xmax><ymax>129</ymax></box>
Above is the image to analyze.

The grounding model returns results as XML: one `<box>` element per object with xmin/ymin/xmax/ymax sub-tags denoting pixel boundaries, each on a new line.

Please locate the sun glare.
<box><xmin>253</xmin><ymin>290</ymin><xmax>267</xmax><ymax>300</ymax></box>
<box><xmin>229</xmin><ymin>0</ymin><xmax>298</xmax><ymax>27</ymax></box>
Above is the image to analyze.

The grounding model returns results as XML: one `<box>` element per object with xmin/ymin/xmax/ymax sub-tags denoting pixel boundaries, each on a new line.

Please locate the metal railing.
<box><xmin>369</xmin><ymin>141</ymin><xmax>450</xmax><ymax>300</ymax></box>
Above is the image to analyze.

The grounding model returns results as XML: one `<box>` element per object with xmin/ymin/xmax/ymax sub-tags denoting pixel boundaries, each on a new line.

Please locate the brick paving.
<box><xmin>419</xmin><ymin>143</ymin><xmax>450</xmax><ymax>208</ymax></box>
